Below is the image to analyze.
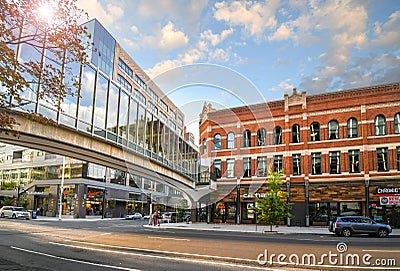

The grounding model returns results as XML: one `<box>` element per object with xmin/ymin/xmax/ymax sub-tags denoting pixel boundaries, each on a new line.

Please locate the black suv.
<box><xmin>329</xmin><ymin>216</ymin><xmax>391</xmax><ymax>237</ymax></box>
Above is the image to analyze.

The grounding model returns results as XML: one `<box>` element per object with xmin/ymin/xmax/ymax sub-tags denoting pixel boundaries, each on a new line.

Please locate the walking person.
<box><xmin>152</xmin><ymin>211</ymin><xmax>158</xmax><ymax>226</ymax></box>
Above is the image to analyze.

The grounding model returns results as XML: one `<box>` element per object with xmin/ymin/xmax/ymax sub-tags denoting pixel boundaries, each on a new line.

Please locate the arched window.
<box><xmin>201</xmin><ymin>139</ymin><xmax>206</xmax><ymax>154</ymax></box>
<box><xmin>375</xmin><ymin>115</ymin><xmax>386</xmax><ymax>136</ymax></box>
<box><xmin>257</xmin><ymin>128</ymin><xmax>266</xmax><ymax>146</ymax></box>
<box><xmin>347</xmin><ymin>118</ymin><xmax>358</xmax><ymax>138</ymax></box>
<box><xmin>243</xmin><ymin>130</ymin><xmax>251</xmax><ymax>147</ymax></box>
<box><xmin>227</xmin><ymin>132</ymin><xmax>235</xmax><ymax>149</ymax></box>
<box><xmin>310</xmin><ymin>122</ymin><xmax>320</xmax><ymax>141</ymax></box>
<box><xmin>395</xmin><ymin>113</ymin><xmax>400</xmax><ymax>134</ymax></box>
<box><xmin>292</xmin><ymin>124</ymin><xmax>300</xmax><ymax>143</ymax></box>
<box><xmin>328</xmin><ymin>120</ymin><xmax>339</xmax><ymax>140</ymax></box>
<box><xmin>214</xmin><ymin>133</ymin><xmax>222</xmax><ymax>150</ymax></box>
<box><xmin>273</xmin><ymin>126</ymin><xmax>282</xmax><ymax>145</ymax></box>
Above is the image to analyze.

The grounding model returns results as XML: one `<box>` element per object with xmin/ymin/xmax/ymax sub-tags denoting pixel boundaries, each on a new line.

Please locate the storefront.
<box><xmin>374</xmin><ymin>186</ymin><xmax>400</xmax><ymax>228</ymax></box>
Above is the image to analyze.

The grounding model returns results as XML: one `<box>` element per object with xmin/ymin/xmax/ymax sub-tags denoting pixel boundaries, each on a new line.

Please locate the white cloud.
<box><xmin>159</xmin><ymin>22</ymin><xmax>189</xmax><ymax>52</ymax></box>
<box><xmin>271</xmin><ymin>79</ymin><xmax>294</xmax><ymax>93</ymax></box>
<box><xmin>371</xmin><ymin>10</ymin><xmax>400</xmax><ymax>48</ymax></box>
<box><xmin>200</xmin><ymin>28</ymin><xmax>234</xmax><ymax>46</ymax></box>
<box><xmin>145</xmin><ymin>48</ymin><xmax>205</xmax><ymax>78</ymax></box>
<box><xmin>268</xmin><ymin>24</ymin><xmax>291</xmax><ymax>41</ymax></box>
<box><xmin>214</xmin><ymin>0</ymin><xmax>280</xmax><ymax>38</ymax></box>
<box><xmin>130</xmin><ymin>25</ymin><xmax>139</xmax><ymax>34</ymax></box>
<box><xmin>76</xmin><ymin>0</ymin><xmax>124</xmax><ymax>27</ymax></box>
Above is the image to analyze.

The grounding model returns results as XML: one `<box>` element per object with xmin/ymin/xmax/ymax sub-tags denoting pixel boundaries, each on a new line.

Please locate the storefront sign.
<box><xmin>376</xmin><ymin>187</ymin><xmax>400</xmax><ymax>196</ymax></box>
<box><xmin>380</xmin><ymin>196</ymin><xmax>400</xmax><ymax>205</ymax></box>
<box><xmin>243</xmin><ymin>193</ymin><xmax>266</xmax><ymax>199</ymax></box>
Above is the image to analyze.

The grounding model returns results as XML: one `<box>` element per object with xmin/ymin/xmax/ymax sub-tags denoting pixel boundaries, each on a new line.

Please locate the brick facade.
<box><xmin>199</xmin><ymin>83</ymin><xmax>400</xmax><ymax>226</ymax></box>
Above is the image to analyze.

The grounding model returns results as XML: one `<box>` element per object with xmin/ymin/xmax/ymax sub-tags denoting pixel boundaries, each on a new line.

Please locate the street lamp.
<box><xmin>101</xmin><ymin>189</ymin><xmax>107</xmax><ymax>219</ymax></box>
<box><xmin>58</xmin><ymin>156</ymin><xmax>65</xmax><ymax>221</ymax></box>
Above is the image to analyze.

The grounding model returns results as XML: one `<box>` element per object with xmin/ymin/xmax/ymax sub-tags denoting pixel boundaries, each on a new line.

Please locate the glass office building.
<box><xmin>2</xmin><ymin>18</ymin><xmax>199</xmax><ymax>217</ymax></box>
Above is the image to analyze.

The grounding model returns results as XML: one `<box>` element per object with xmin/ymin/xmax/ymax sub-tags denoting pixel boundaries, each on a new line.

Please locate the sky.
<box><xmin>76</xmin><ymin>0</ymin><xmax>400</xmax><ymax>140</ymax></box>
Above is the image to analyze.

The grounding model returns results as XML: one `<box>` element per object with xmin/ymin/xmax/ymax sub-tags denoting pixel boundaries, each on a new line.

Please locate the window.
<box><xmin>274</xmin><ymin>155</ymin><xmax>283</xmax><ymax>173</ymax></box>
<box><xmin>349</xmin><ymin>150</ymin><xmax>360</xmax><ymax>173</ymax></box>
<box><xmin>329</xmin><ymin>151</ymin><xmax>341</xmax><ymax>174</ymax></box>
<box><xmin>226</xmin><ymin>159</ymin><xmax>235</xmax><ymax>178</ymax></box>
<box><xmin>243</xmin><ymin>130</ymin><xmax>251</xmax><ymax>147</ymax></box>
<box><xmin>347</xmin><ymin>118</ymin><xmax>358</xmax><ymax>138</ymax></box>
<box><xmin>227</xmin><ymin>132</ymin><xmax>235</xmax><ymax>149</ymax></box>
<box><xmin>160</xmin><ymin>100</ymin><xmax>168</xmax><ymax>112</ymax></box>
<box><xmin>134</xmin><ymin>89</ymin><xmax>146</xmax><ymax>104</ymax></box>
<box><xmin>257</xmin><ymin>156</ymin><xmax>267</xmax><ymax>177</ymax></box>
<box><xmin>395</xmin><ymin>113</ymin><xmax>400</xmax><ymax>134</ymax></box>
<box><xmin>377</xmin><ymin>148</ymin><xmax>389</xmax><ymax>172</ymax></box>
<box><xmin>375</xmin><ymin>115</ymin><xmax>386</xmax><ymax>136</ymax></box>
<box><xmin>292</xmin><ymin>154</ymin><xmax>301</xmax><ymax>176</ymax></box>
<box><xmin>117</xmin><ymin>74</ymin><xmax>132</xmax><ymax>92</ymax></box>
<box><xmin>397</xmin><ymin>147</ymin><xmax>400</xmax><ymax>171</ymax></box>
<box><xmin>257</xmin><ymin>128</ymin><xmax>266</xmax><ymax>146</ymax></box>
<box><xmin>135</xmin><ymin>75</ymin><xmax>147</xmax><ymax>90</ymax></box>
<box><xmin>328</xmin><ymin>120</ymin><xmax>339</xmax><ymax>140</ymax></box>
<box><xmin>311</xmin><ymin>153</ymin><xmax>322</xmax><ymax>175</ymax></box>
<box><xmin>147</xmin><ymin>88</ymin><xmax>159</xmax><ymax>102</ymax></box>
<box><xmin>213</xmin><ymin>159</ymin><xmax>221</xmax><ymax>179</ymax></box>
<box><xmin>214</xmin><ymin>134</ymin><xmax>222</xmax><ymax>150</ymax></box>
<box><xmin>292</xmin><ymin>124</ymin><xmax>300</xmax><ymax>143</ymax></box>
<box><xmin>273</xmin><ymin>126</ymin><xmax>282</xmax><ymax>145</ymax></box>
<box><xmin>201</xmin><ymin>139</ymin><xmax>206</xmax><ymax>155</ymax></box>
<box><xmin>310</xmin><ymin>122</ymin><xmax>320</xmax><ymax>141</ymax></box>
<box><xmin>243</xmin><ymin>157</ymin><xmax>251</xmax><ymax>177</ymax></box>
<box><xmin>118</xmin><ymin>58</ymin><xmax>133</xmax><ymax>78</ymax></box>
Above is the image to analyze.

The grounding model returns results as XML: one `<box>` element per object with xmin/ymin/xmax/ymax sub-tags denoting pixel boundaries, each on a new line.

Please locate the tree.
<box><xmin>0</xmin><ymin>0</ymin><xmax>91</xmax><ymax>133</ymax></box>
<box><xmin>176</xmin><ymin>198</ymin><xmax>188</xmax><ymax>221</ymax></box>
<box><xmin>1</xmin><ymin>197</ymin><xmax>14</xmax><ymax>206</ymax></box>
<box><xmin>255</xmin><ymin>169</ymin><xmax>292</xmax><ymax>232</ymax></box>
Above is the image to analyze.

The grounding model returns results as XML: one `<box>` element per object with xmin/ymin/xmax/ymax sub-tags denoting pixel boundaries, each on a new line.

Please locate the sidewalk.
<box><xmin>143</xmin><ymin>222</ymin><xmax>332</xmax><ymax>234</ymax></box>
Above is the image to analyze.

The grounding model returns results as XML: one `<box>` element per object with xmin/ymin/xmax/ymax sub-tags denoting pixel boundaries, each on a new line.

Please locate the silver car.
<box><xmin>0</xmin><ymin>206</ymin><xmax>30</xmax><ymax>220</ymax></box>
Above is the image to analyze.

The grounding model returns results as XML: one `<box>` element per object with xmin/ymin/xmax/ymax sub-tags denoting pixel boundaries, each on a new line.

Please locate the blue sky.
<box><xmin>76</xmin><ymin>0</ymin><xmax>400</xmax><ymax>139</ymax></box>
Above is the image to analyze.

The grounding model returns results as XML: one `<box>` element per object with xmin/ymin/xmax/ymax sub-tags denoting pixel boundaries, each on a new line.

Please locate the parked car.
<box><xmin>184</xmin><ymin>212</ymin><xmax>191</xmax><ymax>223</ymax></box>
<box><xmin>329</xmin><ymin>216</ymin><xmax>391</xmax><ymax>237</ymax></box>
<box><xmin>125</xmin><ymin>213</ymin><xmax>142</xmax><ymax>220</ymax></box>
<box><xmin>0</xmin><ymin>206</ymin><xmax>30</xmax><ymax>220</ymax></box>
<box><xmin>161</xmin><ymin>212</ymin><xmax>177</xmax><ymax>223</ymax></box>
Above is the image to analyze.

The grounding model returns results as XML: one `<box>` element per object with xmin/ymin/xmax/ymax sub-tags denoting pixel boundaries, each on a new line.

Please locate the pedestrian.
<box><xmin>148</xmin><ymin>212</ymin><xmax>154</xmax><ymax>225</ymax></box>
<box><xmin>157</xmin><ymin>210</ymin><xmax>161</xmax><ymax>226</ymax></box>
<box><xmin>40</xmin><ymin>207</ymin><xmax>43</xmax><ymax>216</ymax></box>
<box><xmin>152</xmin><ymin>211</ymin><xmax>158</xmax><ymax>226</ymax></box>
<box><xmin>36</xmin><ymin>207</ymin><xmax>40</xmax><ymax>216</ymax></box>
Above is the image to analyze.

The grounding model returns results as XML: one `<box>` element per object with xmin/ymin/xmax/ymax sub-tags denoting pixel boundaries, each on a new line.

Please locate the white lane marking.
<box><xmin>48</xmin><ymin>242</ymin><xmax>284</xmax><ymax>271</ymax></box>
<box><xmin>147</xmin><ymin>236</ymin><xmax>190</xmax><ymax>241</ymax></box>
<box><xmin>11</xmin><ymin>246</ymin><xmax>140</xmax><ymax>271</ymax></box>
<box><xmin>61</xmin><ymin>239</ymin><xmax>258</xmax><ymax>263</ymax></box>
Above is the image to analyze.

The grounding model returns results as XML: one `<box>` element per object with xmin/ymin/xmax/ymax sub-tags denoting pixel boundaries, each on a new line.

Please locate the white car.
<box><xmin>0</xmin><ymin>206</ymin><xmax>30</xmax><ymax>220</ymax></box>
<box><xmin>125</xmin><ymin>213</ymin><xmax>142</xmax><ymax>220</ymax></box>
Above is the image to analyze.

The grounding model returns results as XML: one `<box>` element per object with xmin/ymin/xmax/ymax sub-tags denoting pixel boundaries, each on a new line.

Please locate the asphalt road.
<box><xmin>0</xmin><ymin>218</ymin><xmax>399</xmax><ymax>271</ymax></box>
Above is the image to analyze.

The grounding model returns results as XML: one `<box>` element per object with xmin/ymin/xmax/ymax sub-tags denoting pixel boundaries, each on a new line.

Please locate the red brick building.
<box><xmin>198</xmin><ymin>83</ymin><xmax>400</xmax><ymax>227</ymax></box>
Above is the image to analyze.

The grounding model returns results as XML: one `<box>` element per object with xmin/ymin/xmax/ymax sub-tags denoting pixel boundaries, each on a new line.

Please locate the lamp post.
<box><xmin>102</xmin><ymin>189</ymin><xmax>107</xmax><ymax>219</ymax></box>
<box><xmin>58</xmin><ymin>156</ymin><xmax>65</xmax><ymax>221</ymax></box>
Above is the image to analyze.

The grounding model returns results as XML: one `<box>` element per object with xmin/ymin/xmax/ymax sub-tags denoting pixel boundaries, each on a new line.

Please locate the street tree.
<box><xmin>176</xmin><ymin>198</ymin><xmax>188</xmax><ymax>221</ymax></box>
<box><xmin>255</xmin><ymin>169</ymin><xmax>292</xmax><ymax>231</ymax></box>
<box><xmin>0</xmin><ymin>0</ymin><xmax>91</xmax><ymax>133</ymax></box>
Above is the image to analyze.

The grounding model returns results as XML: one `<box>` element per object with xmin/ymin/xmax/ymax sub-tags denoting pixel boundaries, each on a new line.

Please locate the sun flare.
<box><xmin>35</xmin><ymin>1</ymin><xmax>57</xmax><ymax>24</ymax></box>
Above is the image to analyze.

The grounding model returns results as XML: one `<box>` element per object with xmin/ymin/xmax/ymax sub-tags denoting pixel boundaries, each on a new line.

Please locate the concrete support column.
<box><xmin>74</xmin><ymin>184</ymin><xmax>87</xmax><ymax>218</ymax></box>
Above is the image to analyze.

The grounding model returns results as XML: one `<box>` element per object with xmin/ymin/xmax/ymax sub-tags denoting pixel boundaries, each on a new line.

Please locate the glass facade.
<box><xmin>9</xmin><ymin>19</ymin><xmax>198</xmax><ymax>183</ymax></box>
